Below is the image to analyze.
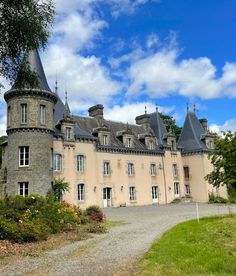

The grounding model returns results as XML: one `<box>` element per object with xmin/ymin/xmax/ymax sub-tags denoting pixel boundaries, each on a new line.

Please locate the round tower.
<box><xmin>4</xmin><ymin>50</ymin><xmax>58</xmax><ymax>196</ymax></box>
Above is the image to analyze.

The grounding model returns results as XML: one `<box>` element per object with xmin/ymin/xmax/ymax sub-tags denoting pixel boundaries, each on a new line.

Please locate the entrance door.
<box><xmin>174</xmin><ymin>182</ymin><xmax>180</xmax><ymax>198</ymax></box>
<box><xmin>103</xmin><ymin>187</ymin><xmax>112</xmax><ymax>207</ymax></box>
<box><xmin>152</xmin><ymin>186</ymin><xmax>159</xmax><ymax>203</ymax></box>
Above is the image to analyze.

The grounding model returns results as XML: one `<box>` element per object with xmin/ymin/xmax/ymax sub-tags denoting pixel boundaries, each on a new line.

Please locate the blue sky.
<box><xmin>1</xmin><ymin>0</ymin><xmax>236</xmax><ymax>134</ymax></box>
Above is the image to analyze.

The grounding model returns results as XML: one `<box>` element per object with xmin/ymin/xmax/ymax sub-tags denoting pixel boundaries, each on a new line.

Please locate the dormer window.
<box><xmin>20</xmin><ymin>103</ymin><xmax>27</xmax><ymax>124</ymax></box>
<box><xmin>65</xmin><ymin>127</ymin><xmax>71</xmax><ymax>140</ymax></box>
<box><xmin>127</xmin><ymin>138</ymin><xmax>132</xmax><ymax>148</ymax></box>
<box><xmin>103</xmin><ymin>135</ymin><xmax>108</xmax><ymax>146</ymax></box>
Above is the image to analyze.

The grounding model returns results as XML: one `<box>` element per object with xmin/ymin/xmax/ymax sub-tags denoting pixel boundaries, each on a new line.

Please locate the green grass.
<box><xmin>141</xmin><ymin>215</ymin><xmax>236</xmax><ymax>276</ymax></box>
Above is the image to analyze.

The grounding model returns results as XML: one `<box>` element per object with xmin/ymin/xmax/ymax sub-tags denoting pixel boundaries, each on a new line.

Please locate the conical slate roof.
<box><xmin>149</xmin><ymin>112</ymin><xmax>168</xmax><ymax>147</ymax></box>
<box><xmin>177</xmin><ymin>112</ymin><xmax>208</xmax><ymax>152</ymax></box>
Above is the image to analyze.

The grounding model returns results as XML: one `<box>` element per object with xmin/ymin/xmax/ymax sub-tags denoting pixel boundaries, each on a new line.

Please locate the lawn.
<box><xmin>141</xmin><ymin>215</ymin><xmax>236</xmax><ymax>276</ymax></box>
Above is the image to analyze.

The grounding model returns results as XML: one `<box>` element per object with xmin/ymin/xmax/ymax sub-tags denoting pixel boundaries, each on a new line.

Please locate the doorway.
<box><xmin>103</xmin><ymin>187</ymin><xmax>112</xmax><ymax>207</ymax></box>
<box><xmin>152</xmin><ymin>186</ymin><xmax>159</xmax><ymax>203</ymax></box>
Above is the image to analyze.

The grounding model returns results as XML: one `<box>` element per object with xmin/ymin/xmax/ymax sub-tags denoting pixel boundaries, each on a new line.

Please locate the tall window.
<box><xmin>20</xmin><ymin>103</ymin><xmax>27</xmax><ymax>124</ymax></box>
<box><xmin>103</xmin><ymin>135</ymin><xmax>108</xmax><ymax>145</ymax></box>
<box><xmin>127</xmin><ymin>138</ymin><xmax>132</xmax><ymax>148</ymax></box>
<box><xmin>128</xmin><ymin>163</ymin><xmax>134</xmax><ymax>176</ymax></box>
<box><xmin>174</xmin><ymin>182</ymin><xmax>180</xmax><ymax>197</ymax></box>
<box><xmin>103</xmin><ymin>161</ymin><xmax>110</xmax><ymax>175</ymax></box>
<box><xmin>19</xmin><ymin>146</ymin><xmax>29</xmax><ymax>167</ymax></box>
<box><xmin>172</xmin><ymin>164</ymin><xmax>178</xmax><ymax>178</ymax></box>
<box><xmin>185</xmin><ymin>184</ymin><xmax>191</xmax><ymax>195</ymax></box>
<box><xmin>77</xmin><ymin>155</ymin><xmax>85</xmax><ymax>172</ymax></box>
<box><xmin>150</xmin><ymin>163</ymin><xmax>156</xmax><ymax>176</ymax></box>
<box><xmin>78</xmin><ymin>184</ymin><xmax>85</xmax><ymax>201</ymax></box>
<box><xmin>129</xmin><ymin>186</ymin><xmax>136</xmax><ymax>201</ymax></box>
<box><xmin>183</xmin><ymin>166</ymin><xmax>190</xmax><ymax>179</ymax></box>
<box><xmin>18</xmin><ymin>182</ymin><xmax>29</xmax><ymax>197</ymax></box>
<box><xmin>65</xmin><ymin>127</ymin><xmax>71</xmax><ymax>140</ymax></box>
<box><xmin>40</xmin><ymin>105</ymin><xmax>46</xmax><ymax>124</ymax></box>
<box><xmin>54</xmin><ymin>154</ymin><xmax>62</xmax><ymax>171</ymax></box>
<box><xmin>149</xmin><ymin>140</ymin><xmax>154</xmax><ymax>150</ymax></box>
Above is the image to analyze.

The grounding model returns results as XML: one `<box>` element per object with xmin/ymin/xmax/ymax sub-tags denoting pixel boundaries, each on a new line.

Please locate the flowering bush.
<box><xmin>84</xmin><ymin>205</ymin><xmax>106</xmax><ymax>223</ymax></box>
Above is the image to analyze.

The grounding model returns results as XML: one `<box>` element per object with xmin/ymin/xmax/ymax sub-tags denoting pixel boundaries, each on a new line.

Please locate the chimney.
<box><xmin>88</xmin><ymin>104</ymin><xmax>104</xmax><ymax>125</ymax></box>
<box><xmin>199</xmin><ymin>118</ymin><xmax>208</xmax><ymax>131</ymax></box>
<box><xmin>135</xmin><ymin>113</ymin><xmax>150</xmax><ymax>130</ymax></box>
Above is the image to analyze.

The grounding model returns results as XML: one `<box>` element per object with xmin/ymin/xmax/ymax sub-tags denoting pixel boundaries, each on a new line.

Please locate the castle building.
<box><xmin>0</xmin><ymin>50</ymin><xmax>227</xmax><ymax>208</ymax></box>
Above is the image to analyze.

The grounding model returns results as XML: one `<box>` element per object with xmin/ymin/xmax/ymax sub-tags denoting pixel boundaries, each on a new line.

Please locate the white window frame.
<box><xmin>77</xmin><ymin>155</ymin><xmax>85</xmax><ymax>172</ymax></box>
<box><xmin>128</xmin><ymin>162</ymin><xmax>134</xmax><ymax>176</ymax></box>
<box><xmin>174</xmin><ymin>182</ymin><xmax>180</xmax><ymax>197</ymax></box>
<box><xmin>103</xmin><ymin>161</ymin><xmax>110</xmax><ymax>176</ymax></box>
<box><xmin>40</xmin><ymin>104</ymin><xmax>46</xmax><ymax>125</ymax></box>
<box><xmin>129</xmin><ymin>186</ymin><xmax>136</xmax><ymax>201</ymax></box>
<box><xmin>65</xmin><ymin>127</ymin><xmax>71</xmax><ymax>140</ymax></box>
<box><xmin>54</xmin><ymin>154</ymin><xmax>62</xmax><ymax>171</ymax></box>
<box><xmin>185</xmin><ymin>184</ymin><xmax>191</xmax><ymax>195</ymax></box>
<box><xmin>20</xmin><ymin>103</ymin><xmax>27</xmax><ymax>124</ymax></box>
<box><xmin>19</xmin><ymin>146</ymin><xmax>29</xmax><ymax>167</ymax></box>
<box><xmin>18</xmin><ymin>182</ymin><xmax>29</xmax><ymax>197</ymax></box>
<box><xmin>150</xmin><ymin>163</ymin><xmax>156</xmax><ymax>176</ymax></box>
<box><xmin>103</xmin><ymin>135</ymin><xmax>108</xmax><ymax>146</ymax></box>
<box><xmin>127</xmin><ymin>137</ymin><xmax>132</xmax><ymax>148</ymax></box>
<box><xmin>78</xmin><ymin>183</ymin><xmax>85</xmax><ymax>201</ymax></box>
<box><xmin>149</xmin><ymin>140</ymin><xmax>154</xmax><ymax>150</ymax></box>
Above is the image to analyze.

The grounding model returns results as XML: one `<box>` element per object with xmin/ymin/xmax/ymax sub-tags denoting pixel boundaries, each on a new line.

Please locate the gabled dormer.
<box><xmin>167</xmin><ymin>127</ymin><xmax>177</xmax><ymax>151</ymax></box>
<box><xmin>116</xmin><ymin>124</ymin><xmax>134</xmax><ymax>148</ymax></box>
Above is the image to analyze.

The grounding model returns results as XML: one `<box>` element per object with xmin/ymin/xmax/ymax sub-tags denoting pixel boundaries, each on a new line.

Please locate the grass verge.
<box><xmin>141</xmin><ymin>215</ymin><xmax>236</xmax><ymax>276</ymax></box>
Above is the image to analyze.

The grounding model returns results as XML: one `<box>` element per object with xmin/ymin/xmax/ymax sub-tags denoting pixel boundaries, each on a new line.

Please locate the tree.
<box><xmin>0</xmin><ymin>135</ymin><xmax>7</xmax><ymax>168</ymax></box>
<box><xmin>159</xmin><ymin>113</ymin><xmax>182</xmax><ymax>140</ymax></box>
<box><xmin>52</xmin><ymin>178</ymin><xmax>70</xmax><ymax>202</ymax></box>
<box><xmin>205</xmin><ymin>131</ymin><xmax>236</xmax><ymax>197</ymax></box>
<box><xmin>0</xmin><ymin>0</ymin><xmax>55</xmax><ymax>87</ymax></box>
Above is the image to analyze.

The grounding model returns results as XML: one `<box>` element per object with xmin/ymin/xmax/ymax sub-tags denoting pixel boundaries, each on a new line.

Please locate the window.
<box><xmin>152</xmin><ymin>186</ymin><xmax>159</xmax><ymax>201</ymax></box>
<box><xmin>7</xmin><ymin>106</ymin><xmax>10</xmax><ymax>127</ymax></box>
<box><xmin>149</xmin><ymin>140</ymin><xmax>154</xmax><ymax>150</ymax></box>
<box><xmin>185</xmin><ymin>184</ymin><xmax>191</xmax><ymax>195</ymax></box>
<box><xmin>20</xmin><ymin>103</ymin><xmax>27</xmax><ymax>124</ymax></box>
<box><xmin>128</xmin><ymin>162</ymin><xmax>134</xmax><ymax>176</ymax></box>
<box><xmin>77</xmin><ymin>155</ymin><xmax>85</xmax><ymax>172</ymax></box>
<box><xmin>54</xmin><ymin>154</ymin><xmax>62</xmax><ymax>171</ymax></box>
<box><xmin>183</xmin><ymin>166</ymin><xmax>190</xmax><ymax>179</ymax></box>
<box><xmin>40</xmin><ymin>105</ymin><xmax>46</xmax><ymax>124</ymax></box>
<box><xmin>103</xmin><ymin>161</ymin><xmax>110</xmax><ymax>175</ymax></box>
<box><xmin>150</xmin><ymin>163</ymin><xmax>156</xmax><ymax>176</ymax></box>
<box><xmin>65</xmin><ymin>127</ymin><xmax>71</xmax><ymax>140</ymax></box>
<box><xmin>127</xmin><ymin>138</ymin><xmax>132</xmax><ymax>148</ymax></box>
<box><xmin>171</xmin><ymin>140</ymin><xmax>175</xmax><ymax>151</ymax></box>
<box><xmin>19</xmin><ymin>146</ymin><xmax>29</xmax><ymax>167</ymax></box>
<box><xmin>103</xmin><ymin>135</ymin><xmax>108</xmax><ymax>145</ymax></box>
<box><xmin>129</xmin><ymin>186</ymin><xmax>136</xmax><ymax>201</ymax></box>
<box><xmin>78</xmin><ymin>184</ymin><xmax>85</xmax><ymax>201</ymax></box>
<box><xmin>172</xmin><ymin>164</ymin><xmax>178</xmax><ymax>178</ymax></box>
<box><xmin>174</xmin><ymin>182</ymin><xmax>180</xmax><ymax>197</ymax></box>
<box><xmin>18</xmin><ymin>182</ymin><xmax>29</xmax><ymax>197</ymax></box>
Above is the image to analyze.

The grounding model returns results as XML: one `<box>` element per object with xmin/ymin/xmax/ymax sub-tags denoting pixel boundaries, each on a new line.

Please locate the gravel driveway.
<box><xmin>1</xmin><ymin>203</ymin><xmax>236</xmax><ymax>276</ymax></box>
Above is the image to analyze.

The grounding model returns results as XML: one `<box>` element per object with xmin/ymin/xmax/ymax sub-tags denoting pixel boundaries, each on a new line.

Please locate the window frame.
<box><xmin>40</xmin><ymin>104</ymin><xmax>46</xmax><ymax>125</ymax></box>
<box><xmin>103</xmin><ymin>161</ymin><xmax>110</xmax><ymax>176</ymax></box>
<box><xmin>77</xmin><ymin>155</ymin><xmax>85</xmax><ymax>172</ymax></box>
<box><xmin>20</xmin><ymin>103</ymin><xmax>28</xmax><ymax>124</ymax></box>
<box><xmin>54</xmin><ymin>154</ymin><xmax>62</xmax><ymax>171</ymax></box>
<box><xmin>78</xmin><ymin>183</ymin><xmax>85</xmax><ymax>201</ymax></box>
<box><xmin>127</xmin><ymin>162</ymin><xmax>134</xmax><ymax>176</ymax></box>
<box><xmin>185</xmin><ymin>184</ymin><xmax>191</xmax><ymax>195</ymax></box>
<box><xmin>18</xmin><ymin>182</ymin><xmax>29</xmax><ymax>197</ymax></box>
<box><xmin>172</xmin><ymin>163</ymin><xmax>178</xmax><ymax>178</ymax></box>
<box><xmin>19</xmin><ymin>146</ymin><xmax>30</xmax><ymax>167</ymax></box>
<box><xmin>129</xmin><ymin>186</ymin><xmax>136</xmax><ymax>201</ymax></box>
<box><xmin>183</xmin><ymin>166</ymin><xmax>190</xmax><ymax>179</ymax></box>
<box><xmin>65</xmin><ymin>127</ymin><xmax>71</xmax><ymax>140</ymax></box>
<box><xmin>150</xmin><ymin>163</ymin><xmax>157</xmax><ymax>176</ymax></box>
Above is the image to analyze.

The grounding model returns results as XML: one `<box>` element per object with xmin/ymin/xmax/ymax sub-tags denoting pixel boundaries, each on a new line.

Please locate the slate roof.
<box><xmin>149</xmin><ymin>112</ymin><xmax>169</xmax><ymax>147</ymax></box>
<box><xmin>177</xmin><ymin>112</ymin><xmax>208</xmax><ymax>152</ymax></box>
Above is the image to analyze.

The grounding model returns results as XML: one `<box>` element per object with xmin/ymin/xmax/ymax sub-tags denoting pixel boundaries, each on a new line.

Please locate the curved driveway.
<box><xmin>1</xmin><ymin>203</ymin><xmax>236</xmax><ymax>276</ymax></box>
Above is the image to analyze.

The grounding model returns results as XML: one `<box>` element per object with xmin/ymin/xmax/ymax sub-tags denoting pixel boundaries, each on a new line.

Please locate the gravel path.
<box><xmin>1</xmin><ymin>203</ymin><xmax>236</xmax><ymax>276</ymax></box>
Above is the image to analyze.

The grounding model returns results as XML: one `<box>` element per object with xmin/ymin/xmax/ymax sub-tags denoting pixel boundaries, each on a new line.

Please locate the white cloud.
<box><xmin>43</xmin><ymin>45</ymin><xmax>121</xmax><ymax>110</ymax></box>
<box><xmin>209</xmin><ymin>119</ymin><xmax>236</xmax><ymax>134</ymax></box>
<box><xmin>126</xmin><ymin>48</ymin><xmax>236</xmax><ymax>99</ymax></box>
<box><xmin>104</xmin><ymin>102</ymin><xmax>175</xmax><ymax>124</ymax></box>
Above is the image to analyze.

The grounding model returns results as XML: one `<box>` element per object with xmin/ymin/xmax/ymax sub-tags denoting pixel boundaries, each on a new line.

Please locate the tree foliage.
<box><xmin>0</xmin><ymin>0</ymin><xmax>55</xmax><ymax>87</ymax></box>
<box><xmin>205</xmin><ymin>131</ymin><xmax>236</xmax><ymax>195</ymax></box>
<box><xmin>52</xmin><ymin>178</ymin><xmax>70</xmax><ymax>202</ymax></box>
<box><xmin>159</xmin><ymin>113</ymin><xmax>182</xmax><ymax>140</ymax></box>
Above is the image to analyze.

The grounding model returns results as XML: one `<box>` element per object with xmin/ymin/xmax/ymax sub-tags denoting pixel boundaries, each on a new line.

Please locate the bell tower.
<box><xmin>4</xmin><ymin>49</ymin><xmax>58</xmax><ymax>196</ymax></box>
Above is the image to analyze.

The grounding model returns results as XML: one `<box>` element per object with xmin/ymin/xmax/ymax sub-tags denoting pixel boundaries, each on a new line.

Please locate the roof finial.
<box><xmin>65</xmin><ymin>89</ymin><xmax>68</xmax><ymax>104</ymax></box>
<box><xmin>55</xmin><ymin>79</ymin><xmax>58</xmax><ymax>94</ymax></box>
<box><xmin>193</xmin><ymin>104</ymin><xmax>196</xmax><ymax>113</ymax></box>
<box><xmin>156</xmin><ymin>103</ymin><xmax>158</xmax><ymax>113</ymax></box>
<box><xmin>186</xmin><ymin>102</ymin><xmax>189</xmax><ymax>113</ymax></box>
<box><xmin>145</xmin><ymin>105</ymin><xmax>147</xmax><ymax>114</ymax></box>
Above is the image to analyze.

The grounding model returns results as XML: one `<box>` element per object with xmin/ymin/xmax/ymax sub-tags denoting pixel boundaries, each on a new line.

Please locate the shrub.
<box><xmin>209</xmin><ymin>193</ymin><xmax>228</xmax><ymax>204</ymax></box>
<box><xmin>84</xmin><ymin>205</ymin><xmax>106</xmax><ymax>223</ymax></box>
<box><xmin>86</xmin><ymin>223</ymin><xmax>107</xmax><ymax>234</ymax></box>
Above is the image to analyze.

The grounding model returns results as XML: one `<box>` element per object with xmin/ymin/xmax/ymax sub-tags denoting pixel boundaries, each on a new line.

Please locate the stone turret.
<box><xmin>4</xmin><ymin>49</ymin><xmax>58</xmax><ymax>196</ymax></box>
